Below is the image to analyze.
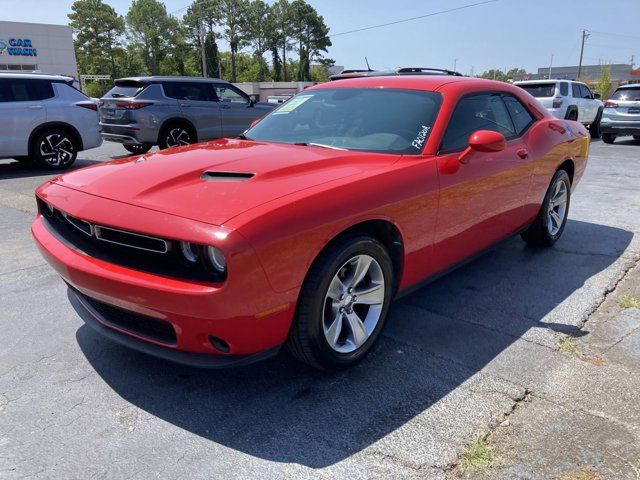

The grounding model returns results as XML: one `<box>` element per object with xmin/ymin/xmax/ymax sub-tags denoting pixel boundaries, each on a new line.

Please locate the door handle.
<box><xmin>29</xmin><ymin>105</ymin><xmax>43</xmax><ymax>110</ymax></box>
<box><xmin>179</xmin><ymin>103</ymin><xmax>190</xmax><ymax>107</ymax></box>
<box><xmin>516</xmin><ymin>148</ymin><xmax>529</xmax><ymax>159</ymax></box>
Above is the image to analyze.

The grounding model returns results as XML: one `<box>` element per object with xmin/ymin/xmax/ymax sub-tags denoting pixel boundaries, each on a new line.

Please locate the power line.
<box><xmin>329</xmin><ymin>0</ymin><xmax>498</xmax><ymax>38</ymax></box>
<box><xmin>590</xmin><ymin>30</ymin><xmax>640</xmax><ymax>41</ymax></box>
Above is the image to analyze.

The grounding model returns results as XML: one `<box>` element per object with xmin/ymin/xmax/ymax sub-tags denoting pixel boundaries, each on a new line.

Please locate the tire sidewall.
<box><xmin>33</xmin><ymin>129</ymin><xmax>78</xmax><ymax>169</ymax></box>
<box><xmin>302</xmin><ymin>237</ymin><xmax>394</xmax><ymax>369</ymax></box>
<box><xmin>543</xmin><ymin>170</ymin><xmax>571</xmax><ymax>243</ymax></box>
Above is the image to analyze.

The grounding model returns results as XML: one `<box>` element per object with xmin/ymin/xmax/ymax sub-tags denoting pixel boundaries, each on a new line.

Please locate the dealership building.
<box><xmin>0</xmin><ymin>21</ymin><xmax>78</xmax><ymax>80</ymax></box>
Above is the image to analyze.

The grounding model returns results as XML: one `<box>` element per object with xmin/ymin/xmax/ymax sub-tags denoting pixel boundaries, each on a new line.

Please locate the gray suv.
<box><xmin>99</xmin><ymin>76</ymin><xmax>275</xmax><ymax>154</ymax></box>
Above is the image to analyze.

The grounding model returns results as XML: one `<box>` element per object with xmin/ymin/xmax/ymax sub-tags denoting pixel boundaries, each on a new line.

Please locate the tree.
<box><xmin>290</xmin><ymin>0</ymin><xmax>331</xmax><ymax>81</ymax></box>
<box><xmin>183</xmin><ymin>0</ymin><xmax>220</xmax><ymax>77</ymax></box>
<box><xmin>597</xmin><ymin>64</ymin><xmax>612</xmax><ymax>100</ymax></box>
<box><xmin>68</xmin><ymin>0</ymin><xmax>125</xmax><ymax>77</ymax></box>
<box><xmin>126</xmin><ymin>0</ymin><xmax>180</xmax><ymax>75</ymax></box>
<box><xmin>269</xmin><ymin>0</ymin><xmax>294</xmax><ymax>81</ymax></box>
<box><xmin>246</xmin><ymin>0</ymin><xmax>271</xmax><ymax>81</ymax></box>
<box><xmin>215</xmin><ymin>0</ymin><xmax>251</xmax><ymax>82</ymax></box>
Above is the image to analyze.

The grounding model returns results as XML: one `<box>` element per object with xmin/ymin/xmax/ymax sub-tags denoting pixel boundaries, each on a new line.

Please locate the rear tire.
<box><xmin>158</xmin><ymin>122</ymin><xmax>196</xmax><ymax>150</ymax></box>
<box><xmin>32</xmin><ymin>128</ymin><xmax>78</xmax><ymax>169</ymax></box>
<box><xmin>602</xmin><ymin>133</ymin><xmax>615</xmax><ymax>144</ymax></box>
<box><xmin>633</xmin><ymin>135</ymin><xmax>640</xmax><ymax>141</ymax></box>
<box><xmin>287</xmin><ymin>235</ymin><xmax>394</xmax><ymax>371</ymax></box>
<box><xmin>588</xmin><ymin>109</ymin><xmax>602</xmax><ymax>139</ymax></box>
<box><xmin>124</xmin><ymin>144</ymin><xmax>152</xmax><ymax>155</ymax></box>
<box><xmin>521</xmin><ymin>169</ymin><xmax>571</xmax><ymax>248</ymax></box>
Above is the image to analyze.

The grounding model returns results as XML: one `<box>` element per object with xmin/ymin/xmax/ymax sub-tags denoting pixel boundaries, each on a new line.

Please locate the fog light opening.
<box><xmin>209</xmin><ymin>336</ymin><xmax>230</xmax><ymax>353</ymax></box>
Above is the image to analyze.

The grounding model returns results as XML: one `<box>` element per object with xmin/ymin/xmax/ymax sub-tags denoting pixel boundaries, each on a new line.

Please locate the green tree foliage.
<box><xmin>68</xmin><ymin>0</ymin><xmax>125</xmax><ymax>77</ymax></box>
<box><xmin>480</xmin><ymin>68</ymin><xmax>528</xmax><ymax>82</ymax></box>
<box><xmin>597</xmin><ymin>64</ymin><xmax>612</xmax><ymax>100</ymax></box>
<box><xmin>70</xmin><ymin>0</ymin><xmax>333</xmax><ymax>83</ymax></box>
<box><xmin>126</xmin><ymin>0</ymin><xmax>181</xmax><ymax>75</ymax></box>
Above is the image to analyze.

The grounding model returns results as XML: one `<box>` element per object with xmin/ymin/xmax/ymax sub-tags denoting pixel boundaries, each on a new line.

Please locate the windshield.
<box><xmin>611</xmin><ymin>88</ymin><xmax>640</xmax><ymax>101</ymax></box>
<box><xmin>517</xmin><ymin>83</ymin><xmax>556</xmax><ymax>98</ymax></box>
<box><xmin>104</xmin><ymin>81</ymin><xmax>144</xmax><ymax>98</ymax></box>
<box><xmin>244</xmin><ymin>88</ymin><xmax>442</xmax><ymax>155</ymax></box>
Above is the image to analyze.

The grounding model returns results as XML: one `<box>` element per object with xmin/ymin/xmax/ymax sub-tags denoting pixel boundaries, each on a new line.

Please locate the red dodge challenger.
<box><xmin>32</xmin><ymin>75</ymin><xmax>589</xmax><ymax>370</ymax></box>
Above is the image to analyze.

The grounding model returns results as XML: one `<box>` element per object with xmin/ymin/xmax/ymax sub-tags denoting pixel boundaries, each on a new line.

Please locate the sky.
<box><xmin>1</xmin><ymin>0</ymin><xmax>639</xmax><ymax>75</ymax></box>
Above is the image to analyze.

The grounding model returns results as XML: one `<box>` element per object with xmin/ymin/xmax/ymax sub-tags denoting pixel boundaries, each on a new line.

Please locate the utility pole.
<box><xmin>199</xmin><ymin>0</ymin><xmax>207</xmax><ymax>77</ymax></box>
<box><xmin>631</xmin><ymin>55</ymin><xmax>636</xmax><ymax>68</ymax></box>
<box><xmin>548</xmin><ymin>53</ymin><xmax>553</xmax><ymax>79</ymax></box>
<box><xmin>453</xmin><ymin>58</ymin><xmax>458</xmax><ymax>72</ymax></box>
<box><xmin>577</xmin><ymin>29</ymin><xmax>590</xmax><ymax>79</ymax></box>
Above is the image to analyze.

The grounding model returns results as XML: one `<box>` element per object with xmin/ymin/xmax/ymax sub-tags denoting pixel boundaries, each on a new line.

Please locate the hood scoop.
<box><xmin>200</xmin><ymin>171</ymin><xmax>255</xmax><ymax>182</ymax></box>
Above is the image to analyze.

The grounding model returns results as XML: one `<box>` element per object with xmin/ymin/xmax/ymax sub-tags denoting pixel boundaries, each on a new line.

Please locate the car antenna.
<box><xmin>365</xmin><ymin>56</ymin><xmax>373</xmax><ymax>72</ymax></box>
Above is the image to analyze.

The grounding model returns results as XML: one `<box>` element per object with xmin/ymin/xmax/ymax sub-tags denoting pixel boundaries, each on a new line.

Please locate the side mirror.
<box><xmin>247</xmin><ymin>98</ymin><xmax>255</xmax><ymax>107</ymax></box>
<box><xmin>593</xmin><ymin>93</ymin><xmax>601</xmax><ymax>99</ymax></box>
<box><xmin>458</xmin><ymin>130</ymin><xmax>507</xmax><ymax>164</ymax></box>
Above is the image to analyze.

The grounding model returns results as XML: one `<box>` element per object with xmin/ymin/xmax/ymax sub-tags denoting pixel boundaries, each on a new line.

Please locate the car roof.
<box><xmin>515</xmin><ymin>79</ymin><xmax>583</xmax><ymax>85</ymax></box>
<box><xmin>0</xmin><ymin>72</ymin><xmax>73</xmax><ymax>82</ymax></box>
<box><xmin>311</xmin><ymin>74</ymin><xmax>493</xmax><ymax>92</ymax></box>
<box><xmin>115</xmin><ymin>76</ymin><xmax>227</xmax><ymax>84</ymax></box>
<box><xmin>330</xmin><ymin>67</ymin><xmax>463</xmax><ymax>81</ymax></box>
<box><xmin>617</xmin><ymin>83</ymin><xmax>640</xmax><ymax>89</ymax></box>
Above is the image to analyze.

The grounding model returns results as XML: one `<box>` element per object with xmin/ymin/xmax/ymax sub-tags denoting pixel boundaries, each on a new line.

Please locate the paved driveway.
<box><xmin>1</xmin><ymin>138</ymin><xmax>639</xmax><ymax>479</ymax></box>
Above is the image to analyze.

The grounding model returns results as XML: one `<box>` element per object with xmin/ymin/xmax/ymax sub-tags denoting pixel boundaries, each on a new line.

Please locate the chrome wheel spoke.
<box><xmin>354</xmin><ymin>283</ymin><xmax>384</xmax><ymax>305</ymax></box>
<box><xmin>327</xmin><ymin>275</ymin><xmax>345</xmax><ymax>301</ymax></box>
<box><xmin>325</xmin><ymin>308</ymin><xmax>343</xmax><ymax>348</ymax></box>
<box><xmin>348</xmin><ymin>255</ymin><xmax>372</xmax><ymax>288</ymax></box>
<box><xmin>550</xmin><ymin>210</ymin><xmax>562</xmax><ymax>227</ymax></box>
<box><xmin>345</xmin><ymin>311</ymin><xmax>368</xmax><ymax>348</ymax></box>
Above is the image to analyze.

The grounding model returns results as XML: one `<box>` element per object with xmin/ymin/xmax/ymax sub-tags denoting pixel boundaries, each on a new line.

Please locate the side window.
<box><xmin>214</xmin><ymin>84</ymin><xmax>249</xmax><ymax>104</ymax></box>
<box><xmin>503</xmin><ymin>95</ymin><xmax>535</xmax><ymax>135</ymax></box>
<box><xmin>30</xmin><ymin>80</ymin><xmax>55</xmax><ymax>100</ymax></box>
<box><xmin>571</xmin><ymin>83</ymin><xmax>581</xmax><ymax>98</ymax></box>
<box><xmin>559</xmin><ymin>82</ymin><xmax>569</xmax><ymax>96</ymax></box>
<box><xmin>0</xmin><ymin>79</ymin><xmax>32</xmax><ymax>102</ymax></box>
<box><xmin>0</xmin><ymin>79</ymin><xmax>12</xmax><ymax>102</ymax></box>
<box><xmin>579</xmin><ymin>84</ymin><xmax>592</xmax><ymax>99</ymax></box>
<box><xmin>163</xmin><ymin>82</ymin><xmax>215</xmax><ymax>101</ymax></box>
<box><xmin>440</xmin><ymin>94</ymin><xmax>516</xmax><ymax>153</ymax></box>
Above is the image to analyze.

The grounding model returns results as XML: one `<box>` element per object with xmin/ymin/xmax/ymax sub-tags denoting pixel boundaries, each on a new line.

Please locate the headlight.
<box><xmin>180</xmin><ymin>241</ymin><xmax>199</xmax><ymax>263</ymax></box>
<box><xmin>205</xmin><ymin>246</ymin><xmax>226</xmax><ymax>272</ymax></box>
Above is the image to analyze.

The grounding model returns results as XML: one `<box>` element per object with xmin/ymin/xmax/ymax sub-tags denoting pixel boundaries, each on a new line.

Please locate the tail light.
<box><xmin>552</xmin><ymin>98</ymin><xmax>563</xmax><ymax>109</ymax></box>
<box><xmin>76</xmin><ymin>101</ymin><xmax>98</xmax><ymax>111</ymax></box>
<box><xmin>115</xmin><ymin>101</ymin><xmax>153</xmax><ymax>110</ymax></box>
<box><xmin>604</xmin><ymin>101</ymin><xmax>618</xmax><ymax>108</ymax></box>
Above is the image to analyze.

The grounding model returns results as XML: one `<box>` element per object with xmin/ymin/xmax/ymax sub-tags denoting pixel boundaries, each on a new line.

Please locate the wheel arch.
<box><xmin>28</xmin><ymin>122</ymin><xmax>83</xmax><ymax>156</ymax></box>
<box><xmin>564</xmin><ymin>105</ymin><xmax>578</xmax><ymax>120</ymax></box>
<box><xmin>158</xmin><ymin>117</ymin><xmax>198</xmax><ymax>144</ymax></box>
<box><xmin>307</xmin><ymin>218</ymin><xmax>405</xmax><ymax>295</ymax></box>
<box><xmin>558</xmin><ymin>158</ymin><xmax>575</xmax><ymax>185</ymax></box>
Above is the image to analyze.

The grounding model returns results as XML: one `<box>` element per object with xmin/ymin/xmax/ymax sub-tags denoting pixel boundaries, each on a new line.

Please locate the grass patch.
<box><xmin>556</xmin><ymin>466</ymin><xmax>604</xmax><ymax>480</ymax></box>
<box><xmin>459</xmin><ymin>434</ymin><xmax>499</xmax><ymax>472</ymax></box>
<box><xmin>618</xmin><ymin>295</ymin><xmax>640</xmax><ymax>309</ymax></box>
<box><xmin>558</xmin><ymin>336</ymin><xmax>579</xmax><ymax>354</ymax></box>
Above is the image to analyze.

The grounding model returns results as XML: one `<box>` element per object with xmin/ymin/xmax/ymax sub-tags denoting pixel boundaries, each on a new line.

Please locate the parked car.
<box><xmin>99</xmin><ymin>76</ymin><xmax>276</xmax><ymax>154</ymax></box>
<box><xmin>33</xmin><ymin>75</ymin><xmax>590</xmax><ymax>371</ymax></box>
<box><xmin>600</xmin><ymin>84</ymin><xmax>640</xmax><ymax>144</ymax></box>
<box><xmin>0</xmin><ymin>73</ymin><xmax>101</xmax><ymax>169</ymax></box>
<box><xmin>514</xmin><ymin>79</ymin><xmax>603</xmax><ymax>137</ymax></box>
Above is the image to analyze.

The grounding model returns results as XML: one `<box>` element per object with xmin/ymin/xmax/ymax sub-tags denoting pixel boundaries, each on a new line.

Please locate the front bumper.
<box><xmin>599</xmin><ymin>120</ymin><xmax>640</xmax><ymax>136</ymax></box>
<box><xmin>32</xmin><ymin>183</ymin><xmax>297</xmax><ymax>363</ymax></box>
<box><xmin>69</xmin><ymin>288</ymin><xmax>280</xmax><ymax>368</ymax></box>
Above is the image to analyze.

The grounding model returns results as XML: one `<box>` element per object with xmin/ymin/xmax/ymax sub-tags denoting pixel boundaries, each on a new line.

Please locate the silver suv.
<box><xmin>600</xmin><ymin>84</ymin><xmax>640</xmax><ymax>144</ymax></box>
<box><xmin>0</xmin><ymin>73</ymin><xmax>101</xmax><ymax>169</ymax></box>
<box><xmin>99</xmin><ymin>76</ymin><xmax>275</xmax><ymax>154</ymax></box>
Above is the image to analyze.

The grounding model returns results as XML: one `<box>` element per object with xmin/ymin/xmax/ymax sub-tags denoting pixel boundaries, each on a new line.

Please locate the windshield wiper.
<box><xmin>293</xmin><ymin>142</ymin><xmax>347</xmax><ymax>151</ymax></box>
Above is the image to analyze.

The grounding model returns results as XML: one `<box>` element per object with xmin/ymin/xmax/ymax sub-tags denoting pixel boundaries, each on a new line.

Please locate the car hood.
<box><xmin>53</xmin><ymin>139</ymin><xmax>395</xmax><ymax>226</ymax></box>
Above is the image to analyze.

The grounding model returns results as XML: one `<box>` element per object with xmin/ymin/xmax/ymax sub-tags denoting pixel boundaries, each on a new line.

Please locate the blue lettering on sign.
<box><xmin>3</xmin><ymin>38</ymin><xmax>37</xmax><ymax>56</ymax></box>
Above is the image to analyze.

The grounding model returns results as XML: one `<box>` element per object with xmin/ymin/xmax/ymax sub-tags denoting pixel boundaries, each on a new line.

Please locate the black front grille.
<box><xmin>37</xmin><ymin>197</ymin><xmax>224</xmax><ymax>282</ymax></box>
<box><xmin>76</xmin><ymin>288</ymin><xmax>177</xmax><ymax>345</ymax></box>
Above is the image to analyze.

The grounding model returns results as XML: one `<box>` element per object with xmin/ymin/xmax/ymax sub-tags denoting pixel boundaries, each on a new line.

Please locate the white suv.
<box><xmin>514</xmin><ymin>79</ymin><xmax>603</xmax><ymax>137</ymax></box>
<box><xmin>0</xmin><ymin>73</ymin><xmax>102</xmax><ymax>169</ymax></box>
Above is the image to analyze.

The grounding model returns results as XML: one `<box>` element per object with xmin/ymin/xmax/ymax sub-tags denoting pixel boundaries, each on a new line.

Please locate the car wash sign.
<box><xmin>0</xmin><ymin>37</ymin><xmax>37</xmax><ymax>57</ymax></box>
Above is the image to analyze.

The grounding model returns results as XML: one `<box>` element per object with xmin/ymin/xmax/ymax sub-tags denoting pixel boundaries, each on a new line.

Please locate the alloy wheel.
<box><xmin>165</xmin><ymin>128</ymin><xmax>191</xmax><ymax>147</ymax></box>
<box><xmin>39</xmin><ymin>134</ymin><xmax>75</xmax><ymax>167</ymax></box>
<box><xmin>547</xmin><ymin>179</ymin><xmax>568</xmax><ymax>236</ymax></box>
<box><xmin>323</xmin><ymin>254</ymin><xmax>385</xmax><ymax>353</ymax></box>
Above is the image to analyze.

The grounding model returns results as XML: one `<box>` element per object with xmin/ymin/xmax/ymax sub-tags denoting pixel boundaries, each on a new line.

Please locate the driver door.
<box><xmin>214</xmin><ymin>84</ymin><xmax>260</xmax><ymax>138</ymax></box>
<box><xmin>432</xmin><ymin>93</ymin><xmax>534</xmax><ymax>272</ymax></box>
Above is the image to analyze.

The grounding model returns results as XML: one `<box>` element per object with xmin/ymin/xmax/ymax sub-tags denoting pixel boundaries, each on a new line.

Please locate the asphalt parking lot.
<box><xmin>1</xmin><ymin>138</ymin><xmax>640</xmax><ymax>479</ymax></box>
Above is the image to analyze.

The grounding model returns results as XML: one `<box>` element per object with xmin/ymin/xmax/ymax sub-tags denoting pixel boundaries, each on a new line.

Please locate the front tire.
<box><xmin>287</xmin><ymin>235</ymin><xmax>394</xmax><ymax>371</ymax></box>
<box><xmin>588</xmin><ymin>109</ymin><xmax>602</xmax><ymax>139</ymax></box>
<box><xmin>32</xmin><ymin>128</ymin><xmax>78</xmax><ymax>169</ymax></box>
<box><xmin>602</xmin><ymin>133</ymin><xmax>615</xmax><ymax>144</ymax></box>
<box><xmin>124</xmin><ymin>144</ymin><xmax>152</xmax><ymax>154</ymax></box>
<box><xmin>522</xmin><ymin>169</ymin><xmax>571</xmax><ymax>247</ymax></box>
